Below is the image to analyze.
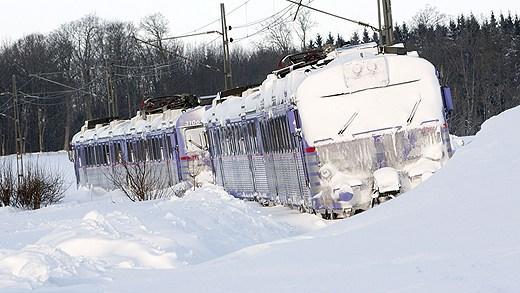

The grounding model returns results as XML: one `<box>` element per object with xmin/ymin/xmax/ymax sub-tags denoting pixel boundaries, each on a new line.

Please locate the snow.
<box><xmin>0</xmin><ymin>165</ymin><xmax>326</xmax><ymax>291</ymax></box>
<box><xmin>71</xmin><ymin>108</ymin><xmax>184</xmax><ymax>144</ymax></box>
<box><xmin>373</xmin><ymin>167</ymin><xmax>400</xmax><ymax>193</ymax></box>
<box><xmin>1</xmin><ymin>105</ymin><xmax>520</xmax><ymax>292</ymax></box>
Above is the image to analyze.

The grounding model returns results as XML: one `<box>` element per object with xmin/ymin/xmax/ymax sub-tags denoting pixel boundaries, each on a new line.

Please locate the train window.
<box><xmin>228</xmin><ymin>125</ymin><xmax>234</xmax><ymax>155</ymax></box>
<box><xmin>260</xmin><ymin>121</ymin><xmax>268</xmax><ymax>153</ymax></box>
<box><xmin>211</xmin><ymin>128</ymin><xmax>218</xmax><ymax>156</ymax></box>
<box><xmin>271</xmin><ymin>119</ymin><xmax>279</xmax><ymax>153</ymax></box>
<box><xmin>84</xmin><ymin>146</ymin><xmax>89</xmax><ymax>166</ymax></box>
<box><xmin>148</xmin><ymin>138</ymin><xmax>156</xmax><ymax>161</ymax></box>
<box><xmin>229</xmin><ymin>125</ymin><xmax>235</xmax><ymax>155</ymax></box>
<box><xmin>89</xmin><ymin>145</ymin><xmax>94</xmax><ymax>166</ymax></box>
<box><xmin>139</xmin><ymin>139</ymin><xmax>147</xmax><ymax>162</ymax></box>
<box><xmin>243</xmin><ymin>123</ymin><xmax>250</xmax><ymax>154</ymax></box>
<box><xmin>183</xmin><ymin>127</ymin><xmax>204</xmax><ymax>153</ymax></box>
<box><xmin>280</xmin><ymin>116</ymin><xmax>290</xmax><ymax>151</ymax></box>
<box><xmin>251</xmin><ymin>122</ymin><xmax>258</xmax><ymax>154</ymax></box>
<box><xmin>274</xmin><ymin>118</ymin><xmax>281</xmax><ymax>152</ymax></box>
<box><xmin>226</xmin><ymin>126</ymin><xmax>232</xmax><ymax>156</ymax></box>
<box><xmin>94</xmin><ymin>145</ymin><xmax>100</xmax><ymax>166</ymax></box>
<box><xmin>238</xmin><ymin>124</ymin><xmax>244</xmax><ymax>155</ymax></box>
<box><xmin>104</xmin><ymin>144</ymin><xmax>110</xmax><ymax>165</ymax></box>
<box><xmin>114</xmin><ymin>142</ymin><xmax>121</xmax><ymax>163</ymax></box>
<box><xmin>216</xmin><ymin>128</ymin><xmax>223</xmax><ymax>156</ymax></box>
<box><xmin>126</xmin><ymin>141</ymin><xmax>134</xmax><ymax>162</ymax></box>
<box><xmin>87</xmin><ymin>146</ymin><xmax>92</xmax><ymax>166</ymax></box>
<box><xmin>156</xmin><ymin>137</ymin><xmax>163</xmax><ymax>160</ymax></box>
<box><xmin>166</xmin><ymin>134</ymin><xmax>174</xmax><ymax>159</ymax></box>
<box><xmin>236</xmin><ymin>124</ymin><xmax>243</xmax><ymax>155</ymax></box>
<box><xmin>155</xmin><ymin>137</ymin><xmax>161</xmax><ymax>160</ymax></box>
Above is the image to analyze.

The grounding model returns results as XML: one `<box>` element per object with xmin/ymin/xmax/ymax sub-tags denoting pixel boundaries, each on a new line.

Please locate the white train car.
<box><xmin>70</xmin><ymin>98</ymin><xmax>209</xmax><ymax>191</ymax></box>
<box><xmin>204</xmin><ymin>43</ymin><xmax>453</xmax><ymax>218</ymax></box>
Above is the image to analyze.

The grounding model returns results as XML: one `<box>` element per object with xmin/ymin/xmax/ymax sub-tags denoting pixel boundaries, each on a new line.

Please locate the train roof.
<box><xmin>203</xmin><ymin>43</ymin><xmax>431</xmax><ymax>126</ymax></box>
<box><xmin>71</xmin><ymin>108</ymin><xmax>182</xmax><ymax>144</ymax></box>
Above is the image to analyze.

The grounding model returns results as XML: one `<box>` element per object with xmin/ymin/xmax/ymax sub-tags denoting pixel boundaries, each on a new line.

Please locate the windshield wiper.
<box><xmin>338</xmin><ymin>112</ymin><xmax>359</xmax><ymax>135</ymax></box>
<box><xmin>407</xmin><ymin>98</ymin><xmax>422</xmax><ymax>125</ymax></box>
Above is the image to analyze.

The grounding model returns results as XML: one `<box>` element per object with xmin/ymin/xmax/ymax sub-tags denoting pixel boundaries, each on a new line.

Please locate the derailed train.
<box><xmin>70</xmin><ymin>43</ymin><xmax>454</xmax><ymax>218</ymax></box>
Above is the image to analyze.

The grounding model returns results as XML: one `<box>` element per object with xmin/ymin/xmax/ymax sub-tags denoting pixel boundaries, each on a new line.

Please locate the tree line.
<box><xmin>0</xmin><ymin>8</ymin><xmax>519</xmax><ymax>155</ymax></box>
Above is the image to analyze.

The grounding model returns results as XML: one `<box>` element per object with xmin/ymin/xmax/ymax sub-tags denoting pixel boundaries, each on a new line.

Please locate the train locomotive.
<box><xmin>70</xmin><ymin>43</ymin><xmax>454</xmax><ymax>219</ymax></box>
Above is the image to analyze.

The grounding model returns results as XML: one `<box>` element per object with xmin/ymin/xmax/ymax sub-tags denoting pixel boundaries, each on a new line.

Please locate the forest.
<box><xmin>0</xmin><ymin>7</ymin><xmax>519</xmax><ymax>155</ymax></box>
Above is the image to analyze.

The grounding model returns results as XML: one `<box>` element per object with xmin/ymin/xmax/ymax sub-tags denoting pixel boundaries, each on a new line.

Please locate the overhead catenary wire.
<box><xmin>133</xmin><ymin>36</ymin><xmax>222</xmax><ymax>73</ymax></box>
<box><xmin>232</xmin><ymin>2</ymin><xmax>297</xmax><ymax>43</ymax></box>
<box><xmin>178</xmin><ymin>0</ymin><xmax>252</xmax><ymax>35</ymax></box>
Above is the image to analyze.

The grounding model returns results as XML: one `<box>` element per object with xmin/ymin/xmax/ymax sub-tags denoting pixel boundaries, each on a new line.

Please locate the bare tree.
<box><xmin>412</xmin><ymin>5</ymin><xmax>447</xmax><ymax>28</ymax></box>
<box><xmin>264</xmin><ymin>20</ymin><xmax>294</xmax><ymax>54</ymax></box>
<box><xmin>186</xmin><ymin>156</ymin><xmax>203</xmax><ymax>190</ymax></box>
<box><xmin>294</xmin><ymin>9</ymin><xmax>316</xmax><ymax>50</ymax></box>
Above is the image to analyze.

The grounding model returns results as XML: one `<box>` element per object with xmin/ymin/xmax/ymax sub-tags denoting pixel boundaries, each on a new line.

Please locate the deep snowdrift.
<box><xmin>108</xmin><ymin>107</ymin><xmax>520</xmax><ymax>292</ymax></box>
<box><xmin>0</xmin><ymin>106</ymin><xmax>519</xmax><ymax>292</ymax></box>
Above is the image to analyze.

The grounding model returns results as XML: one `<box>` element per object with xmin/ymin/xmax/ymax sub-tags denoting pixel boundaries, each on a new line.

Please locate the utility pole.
<box><xmin>12</xmin><ymin>75</ymin><xmax>24</xmax><ymax>187</ymax></box>
<box><xmin>379</xmin><ymin>0</ymin><xmax>394</xmax><ymax>46</ymax></box>
<box><xmin>220</xmin><ymin>3</ymin><xmax>233</xmax><ymax>90</ymax></box>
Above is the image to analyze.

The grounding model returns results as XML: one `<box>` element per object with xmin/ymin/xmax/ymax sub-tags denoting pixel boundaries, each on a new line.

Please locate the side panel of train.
<box><xmin>71</xmin><ymin>130</ymin><xmax>183</xmax><ymax>190</ymax></box>
<box><xmin>206</xmin><ymin>105</ymin><xmax>312</xmax><ymax>208</ymax></box>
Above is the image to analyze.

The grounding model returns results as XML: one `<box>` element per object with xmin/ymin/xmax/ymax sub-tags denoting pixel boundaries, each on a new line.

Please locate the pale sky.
<box><xmin>1</xmin><ymin>0</ymin><xmax>519</xmax><ymax>46</ymax></box>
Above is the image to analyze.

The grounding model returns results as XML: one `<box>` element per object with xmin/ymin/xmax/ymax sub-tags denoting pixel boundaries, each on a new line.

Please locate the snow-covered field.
<box><xmin>1</xmin><ymin>106</ymin><xmax>520</xmax><ymax>292</ymax></box>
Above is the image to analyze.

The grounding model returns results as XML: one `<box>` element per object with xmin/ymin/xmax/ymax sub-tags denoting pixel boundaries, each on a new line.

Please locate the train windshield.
<box><xmin>183</xmin><ymin>127</ymin><xmax>207</xmax><ymax>152</ymax></box>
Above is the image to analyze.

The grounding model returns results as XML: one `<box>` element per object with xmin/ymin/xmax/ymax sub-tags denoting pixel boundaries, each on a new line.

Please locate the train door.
<box><xmin>287</xmin><ymin>108</ymin><xmax>311</xmax><ymax>208</ymax></box>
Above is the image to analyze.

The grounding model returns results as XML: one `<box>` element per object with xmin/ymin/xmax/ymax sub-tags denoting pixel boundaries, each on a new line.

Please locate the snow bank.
<box><xmin>1</xmin><ymin>105</ymin><xmax>519</xmax><ymax>292</ymax></box>
<box><xmin>106</xmin><ymin>106</ymin><xmax>520</xmax><ymax>292</ymax></box>
<box><xmin>0</xmin><ymin>180</ymin><xmax>325</xmax><ymax>291</ymax></box>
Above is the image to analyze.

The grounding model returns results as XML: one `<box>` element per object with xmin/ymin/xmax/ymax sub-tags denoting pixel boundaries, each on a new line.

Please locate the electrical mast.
<box><xmin>379</xmin><ymin>0</ymin><xmax>394</xmax><ymax>46</ymax></box>
<box><xmin>220</xmin><ymin>3</ymin><xmax>233</xmax><ymax>90</ymax></box>
<box><xmin>12</xmin><ymin>75</ymin><xmax>24</xmax><ymax>187</ymax></box>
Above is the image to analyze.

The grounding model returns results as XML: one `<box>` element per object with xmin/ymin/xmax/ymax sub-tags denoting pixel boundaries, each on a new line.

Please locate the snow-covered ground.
<box><xmin>1</xmin><ymin>106</ymin><xmax>520</xmax><ymax>292</ymax></box>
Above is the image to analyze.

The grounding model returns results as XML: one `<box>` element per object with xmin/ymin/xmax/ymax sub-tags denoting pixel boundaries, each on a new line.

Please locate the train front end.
<box><xmin>296</xmin><ymin>45</ymin><xmax>453</xmax><ymax>217</ymax></box>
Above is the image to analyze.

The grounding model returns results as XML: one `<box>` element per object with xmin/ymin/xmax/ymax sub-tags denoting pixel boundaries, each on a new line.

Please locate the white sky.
<box><xmin>1</xmin><ymin>0</ymin><xmax>519</xmax><ymax>46</ymax></box>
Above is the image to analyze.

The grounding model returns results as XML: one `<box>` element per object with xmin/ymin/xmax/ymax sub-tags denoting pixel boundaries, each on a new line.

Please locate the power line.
<box><xmin>232</xmin><ymin>3</ymin><xmax>293</xmax><ymax>29</ymax></box>
<box><xmin>233</xmin><ymin>3</ymin><xmax>296</xmax><ymax>43</ymax></box>
<box><xmin>284</xmin><ymin>0</ymin><xmax>380</xmax><ymax>32</ymax></box>
<box><xmin>178</xmin><ymin>0</ymin><xmax>252</xmax><ymax>35</ymax></box>
<box><xmin>134</xmin><ymin>36</ymin><xmax>222</xmax><ymax>73</ymax></box>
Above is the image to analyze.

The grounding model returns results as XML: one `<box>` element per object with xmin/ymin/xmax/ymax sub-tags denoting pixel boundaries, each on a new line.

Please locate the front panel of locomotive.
<box><xmin>295</xmin><ymin>47</ymin><xmax>453</xmax><ymax>217</ymax></box>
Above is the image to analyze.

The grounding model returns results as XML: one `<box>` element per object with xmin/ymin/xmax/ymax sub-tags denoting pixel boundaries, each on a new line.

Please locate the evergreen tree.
<box><xmin>315</xmin><ymin>33</ymin><xmax>323</xmax><ymax>48</ymax></box>
<box><xmin>372</xmin><ymin>32</ymin><xmax>380</xmax><ymax>44</ymax></box>
<box><xmin>362</xmin><ymin>28</ymin><xmax>371</xmax><ymax>43</ymax></box>
<box><xmin>350</xmin><ymin>32</ymin><xmax>360</xmax><ymax>45</ymax></box>
<box><xmin>335</xmin><ymin>34</ymin><xmax>346</xmax><ymax>47</ymax></box>
<box><xmin>326</xmin><ymin>32</ymin><xmax>334</xmax><ymax>45</ymax></box>
<box><xmin>308</xmin><ymin>39</ymin><xmax>316</xmax><ymax>49</ymax></box>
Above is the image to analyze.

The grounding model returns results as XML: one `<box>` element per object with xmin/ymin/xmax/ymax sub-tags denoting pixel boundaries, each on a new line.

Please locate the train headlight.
<box><xmin>333</xmin><ymin>185</ymin><xmax>354</xmax><ymax>202</ymax></box>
